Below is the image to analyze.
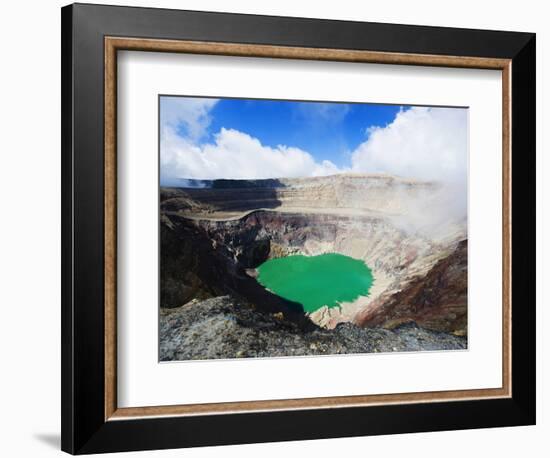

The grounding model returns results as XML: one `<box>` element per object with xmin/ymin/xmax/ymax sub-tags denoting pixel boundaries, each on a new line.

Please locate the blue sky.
<box><xmin>190</xmin><ymin>98</ymin><xmax>403</xmax><ymax>168</ymax></box>
<box><xmin>159</xmin><ymin>95</ymin><xmax>467</xmax><ymax>185</ymax></box>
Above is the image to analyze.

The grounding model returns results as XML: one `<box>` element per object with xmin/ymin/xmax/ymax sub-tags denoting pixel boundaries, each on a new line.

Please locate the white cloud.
<box><xmin>351</xmin><ymin>106</ymin><xmax>468</xmax><ymax>230</ymax></box>
<box><xmin>351</xmin><ymin>106</ymin><xmax>467</xmax><ymax>185</ymax></box>
<box><xmin>160</xmin><ymin>97</ymin><xmax>219</xmax><ymax>141</ymax></box>
<box><xmin>160</xmin><ymin>127</ymin><xmax>341</xmax><ymax>185</ymax></box>
<box><xmin>160</xmin><ymin>97</ymin><xmax>344</xmax><ymax>185</ymax></box>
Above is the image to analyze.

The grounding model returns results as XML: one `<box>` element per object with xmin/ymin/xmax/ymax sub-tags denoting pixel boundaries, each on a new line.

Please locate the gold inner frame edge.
<box><xmin>104</xmin><ymin>36</ymin><xmax>512</xmax><ymax>421</ymax></box>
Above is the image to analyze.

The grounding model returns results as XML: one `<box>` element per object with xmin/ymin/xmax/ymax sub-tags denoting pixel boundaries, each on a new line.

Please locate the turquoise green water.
<box><xmin>257</xmin><ymin>253</ymin><xmax>374</xmax><ymax>313</ymax></box>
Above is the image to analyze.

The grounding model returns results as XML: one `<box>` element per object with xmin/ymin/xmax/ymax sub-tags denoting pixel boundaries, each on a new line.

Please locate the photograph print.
<box><xmin>159</xmin><ymin>95</ymin><xmax>468</xmax><ymax>361</ymax></box>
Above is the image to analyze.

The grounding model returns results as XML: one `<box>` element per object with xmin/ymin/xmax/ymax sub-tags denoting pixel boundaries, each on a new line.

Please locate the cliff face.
<box><xmin>162</xmin><ymin>174</ymin><xmax>443</xmax><ymax>219</ymax></box>
<box><xmin>160</xmin><ymin>173</ymin><xmax>467</xmax><ymax>337</ymax></box>
<box><xmin>160</xmin><ymin>212</ymin><xmax>315</xmax><ymax>331</ymax></box>
<box><xmin>355</xmin><ymin>240</ymin><xmax>467</xmax><ymax>335</ymax></box>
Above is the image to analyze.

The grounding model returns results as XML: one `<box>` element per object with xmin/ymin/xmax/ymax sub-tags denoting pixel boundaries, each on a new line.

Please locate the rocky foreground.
<box><xmin>160</xmin><ymin>296</ymin><xmax>467</xmax><ymax>361</ymax></box>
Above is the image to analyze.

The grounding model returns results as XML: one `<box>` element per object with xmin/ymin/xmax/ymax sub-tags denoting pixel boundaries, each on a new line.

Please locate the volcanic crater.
<box><xmin>160</xmin><ymin>173</ymin><xmax>467</xmax><ymax>360</ymax></box>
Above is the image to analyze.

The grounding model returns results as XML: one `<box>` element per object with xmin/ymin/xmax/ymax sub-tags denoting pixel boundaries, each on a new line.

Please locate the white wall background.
<box><xmin>0</xmin><ymin>1</ymin><xmax>545</xmax><ymax>456</ymax></box>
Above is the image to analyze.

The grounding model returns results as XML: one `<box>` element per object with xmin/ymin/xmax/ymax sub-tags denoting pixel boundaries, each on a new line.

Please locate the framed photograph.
<box><xmin>61</xmin><ymin>3</ymin><xmax>536</xmax><ymax>454</ymax></box>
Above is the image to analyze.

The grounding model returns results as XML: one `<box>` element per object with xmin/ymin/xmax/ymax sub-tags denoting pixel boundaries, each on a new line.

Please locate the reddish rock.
<box><xmin>356</xmin><ymin>240</ymin><xmax>467</xmax><ymax>336</ymax></box>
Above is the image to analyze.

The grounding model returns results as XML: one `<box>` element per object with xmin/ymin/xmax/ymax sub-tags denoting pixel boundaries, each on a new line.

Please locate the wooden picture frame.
<box><xmin>61</xmin><ymin>3</ymin><xmax>536</xmax><ymax>454</ymax></box>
